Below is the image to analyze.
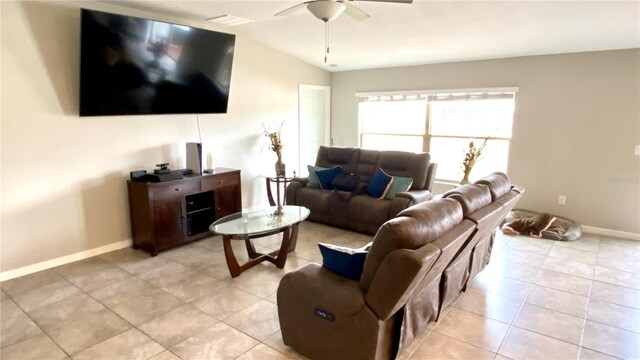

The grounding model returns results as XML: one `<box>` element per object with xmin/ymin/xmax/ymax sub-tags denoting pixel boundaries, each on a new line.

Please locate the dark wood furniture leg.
<box><xmin>275</xmin><ymin>227</ymin><xmax>292</xmax><ymax>268</ymax></box>
<box><xmin>245</xmin><ymin>238</ymin><xmax>259</xmax><ymax>259</ymax></box>
<box><xmin>287</xmin><ymin>224</ymin><xmax>299</xmax><ymax>252</ymax></box>
<box><xmin>223</xmin><ymin>234</ymin><xmax>242</xmax><ymax>277</ymax></box>
<box><xmin>266</xmin><ymin>177</ymin><xmax>276</xmax><ymax>206</ymax></box>
<box><xmin>221</xmin><ymin>223</ymin><xmax>303</xmax><ymax>277</ymax></box>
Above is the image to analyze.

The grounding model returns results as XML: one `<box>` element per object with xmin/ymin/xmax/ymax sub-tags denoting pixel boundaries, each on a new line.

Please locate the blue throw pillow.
<box><xmin>367</xmin><ymin>168</ymin><xmax>394</xmax><ymax>199</ymax></box>
<box><xmin>385</xmin><ymin>176</ymin><xmax>414</xmax><ymax>199</ymax></box>
<box><xmin>318</xmin><ymin>242</ymin><xmax>372</xmax><ymax>280</ymax></box>
<box><xmin>306</xmin><ymin>165</ymin><xmax>327</xmax><ymax>188</ymax></box>
<box><xmin>315</xmin><ymin>166</ymin><xmax>342</xmax><ymax>190</ymax></box>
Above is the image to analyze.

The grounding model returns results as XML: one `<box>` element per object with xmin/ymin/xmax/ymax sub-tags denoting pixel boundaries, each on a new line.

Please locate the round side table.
<box><xmin>266</xmin><ymin>176</ymin><xmax>295</xmax><ymax>206</ymax></box>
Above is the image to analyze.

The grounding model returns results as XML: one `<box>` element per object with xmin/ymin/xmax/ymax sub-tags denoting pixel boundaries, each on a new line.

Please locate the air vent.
<box><xmin>207</xmin><ymin>15</ymin><xmax>254</xmax><ymax>26</ymax></box>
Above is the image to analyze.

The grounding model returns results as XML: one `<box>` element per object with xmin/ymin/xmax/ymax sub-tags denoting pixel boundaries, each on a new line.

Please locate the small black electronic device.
<box><xmin>130</xmin><ymin>170</ymin><xmax>148</xmax><ymax>181</ymax></box>
<box><xmin>154</xmin><ymin>163</ymin><xmax>171</xmax><ymax>175</ymax></box>
<box><xmin>131</xmin><ymin>168</ymin><xmax>184</xmax><ymax>182</ymax></box>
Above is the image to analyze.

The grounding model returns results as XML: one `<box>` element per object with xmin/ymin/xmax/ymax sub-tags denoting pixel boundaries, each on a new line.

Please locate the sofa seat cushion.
<box><xmin>283</xmin><ymin>263</ymin><xmax>366</xmax><ymax>315</ymax></box>
<box><xmin>349</xmin><ymin>195</ymin><xmax>393</xmax><ymax>227</ymax></box>
<box><xmin>297</xmin><ymin>187</ymin><xmax>332</xmax><ymax>214</ymax></box>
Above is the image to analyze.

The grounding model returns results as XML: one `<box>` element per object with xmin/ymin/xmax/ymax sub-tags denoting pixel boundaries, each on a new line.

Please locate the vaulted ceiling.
<box><xmin>109</xmin><ymin>1</ymin><xmax>640</xmax><ymax>72</ymax></box>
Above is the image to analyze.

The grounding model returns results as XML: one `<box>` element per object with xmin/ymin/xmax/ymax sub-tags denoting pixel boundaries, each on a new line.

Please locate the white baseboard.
<box><xmin>582</xmin><ymin>226</ymin><xmax>640</xmax><ymax>241</ymax></box>
<box><xmin>0</xmin><ymin>239</ymin><xmax>132</xmax><ymax>283</ymax></box>
<box><xmin>1</xmin><ymin>205</ymin><xmax>264</xmax><ymax>283</ymax></box>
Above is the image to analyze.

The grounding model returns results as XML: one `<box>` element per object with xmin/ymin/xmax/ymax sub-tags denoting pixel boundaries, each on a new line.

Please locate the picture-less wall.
<box><xmin>0</xmin><ymin>0</ymin><xmax>329</xmax><ymax>272</ymax></box>
<box><xmin>331</xmin><ymin>50</ymin><xmax>640</xmax><ymax>234</ymax></box>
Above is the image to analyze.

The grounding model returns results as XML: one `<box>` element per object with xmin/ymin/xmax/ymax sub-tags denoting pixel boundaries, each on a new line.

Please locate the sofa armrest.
<box><xmin>425</xmin><ymin>162</ymin><xmax>438</xmax><ymax>192</ymax></box>
<box><xmin>292</xmin><ymin>177</ymin><xmax>309</xmax><ymax>187</ymax></box>
<box><xmin>285</xmin><ymin>178</ymin><xmax>308</xmax><ymax>205</ymax></box>
<box><xmin>397</xmin><ymin>190</ymin><xmax>433</xmax><ymax>204</ymax></box>
<box><xmin>389</xmin><ymin>190</ymin><xmax>434</xmax><ymax>218</ymax></box>
<box><xmin>278</xmin><ymin>263</ymin><xmax>366</xmax><ymax>315</ymax></box>
<box><xmin>365</xmin><ymin>245</ymin><xmax>440</xmax><ymax>320</ymax></box>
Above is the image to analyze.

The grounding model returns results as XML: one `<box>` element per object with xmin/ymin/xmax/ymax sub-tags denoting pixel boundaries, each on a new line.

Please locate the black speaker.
<box><xmin>186</xmin><ymin>142</ymin><xmax>202</xmax><ymax>175</ymax></box>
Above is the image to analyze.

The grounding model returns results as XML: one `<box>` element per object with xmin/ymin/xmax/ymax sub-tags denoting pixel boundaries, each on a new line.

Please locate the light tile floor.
<box><xmin>1</xmin><ymin>222</ymin><xmax>639</xmax><ymax>360</ymax></box>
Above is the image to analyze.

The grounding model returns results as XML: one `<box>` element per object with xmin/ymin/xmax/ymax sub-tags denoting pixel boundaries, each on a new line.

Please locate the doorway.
<box><xmin>298</xmin><ymin>84</ymin><xmax>331</xmax><ymax>176</ymax></box>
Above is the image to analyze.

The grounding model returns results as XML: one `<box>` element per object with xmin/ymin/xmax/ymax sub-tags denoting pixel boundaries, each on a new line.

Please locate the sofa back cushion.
<box><xmin>475</xmin><ymin>172</ymin><xmax>511</xmax><ymax>201</ymax></box>
<box><xmin>314</xmin><ymin>147</ymin><xmax>432</xmax><ymax>191</ymax></box>
<box><xmin>378</xmin><ymin>151</ymin><xmax>431</xmax><ymax>190</ymax></box>
<box><xmin>359</xmin><ymin>198</ymin><xmax>463</xmax><ymax>291</ymax></box>
<box><xmin>315</xmin><ymin>146</ymin><xmax>359</xmax><ymax>174</ymax></box>
<box><xmin>442</xmin><ymin>184</ymin><xmax>492</xmax><ymax>216</ymax></box>
<box><xmin>355</xmin><ymin>149</ymin><xmax>381</xmax><ymax>182</ymax></box>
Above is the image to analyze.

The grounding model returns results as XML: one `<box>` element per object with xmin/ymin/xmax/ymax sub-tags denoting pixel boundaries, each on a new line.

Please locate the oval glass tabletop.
<box><xmin>210</xmin><ymin>205</ymin><xmax>310</xmax><ymax>237</ymax></box>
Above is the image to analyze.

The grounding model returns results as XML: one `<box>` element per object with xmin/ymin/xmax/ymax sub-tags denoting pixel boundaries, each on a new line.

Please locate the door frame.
<box><xmin>298</xmin><ymin>84</ymin><xmax>331</xmax><ymax>174</ymax></box>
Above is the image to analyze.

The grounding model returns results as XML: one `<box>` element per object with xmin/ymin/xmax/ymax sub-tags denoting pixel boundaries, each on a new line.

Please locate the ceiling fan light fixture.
<box><xmin>307</xmin><ymin>1</ymin><xmax>346</xmax><ymax>21</ymax></box>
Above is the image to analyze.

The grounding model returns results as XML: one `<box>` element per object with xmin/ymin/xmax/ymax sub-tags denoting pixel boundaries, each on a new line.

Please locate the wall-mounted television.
<box><xmin>80</xmin><ymin>9</ymin><xmax>235</xmax><ymax>116</ymax></box>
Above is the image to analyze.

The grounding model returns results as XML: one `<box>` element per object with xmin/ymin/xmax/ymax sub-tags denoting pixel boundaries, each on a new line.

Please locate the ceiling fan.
<box><xmin>275</xmin><ymin>0</ymin><xmax>413</xmax><ymax>22</ymax></box>
<box><xmin>275</xmin><ymin>0</ymin><xmax>413</xmax><ymax>63</ymax></box>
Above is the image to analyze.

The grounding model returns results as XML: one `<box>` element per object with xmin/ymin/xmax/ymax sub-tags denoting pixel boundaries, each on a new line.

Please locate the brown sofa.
<box><xmin>277</xmin><ymin>173</ymin><xmax>524</xmax><ymax>360</ymax></box>
<box><xmin>285</xmin><ymin>146</ymin><xmax>438</xmax><ymax>234</ymax></box>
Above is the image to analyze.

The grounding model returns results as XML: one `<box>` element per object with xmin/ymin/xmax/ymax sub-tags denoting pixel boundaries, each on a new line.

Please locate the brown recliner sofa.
<box><xmin>285</xmin><ymin>146</ymin><xmax>438</xmax><ymax>234</ymax></box>
<box><xmin>277</xmin><ymin>173</ymin><xmax>524</xmax><ymax>360</ymax></box>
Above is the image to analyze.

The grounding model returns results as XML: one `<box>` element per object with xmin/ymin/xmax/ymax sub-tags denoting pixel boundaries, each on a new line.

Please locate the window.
<box><xmin>359</xmin><ymin>97</ymin><xmax>426</xmax><ymax>152</ymax></box>
<box><xmin>358</xmin><ymin>90</ymin><xmax>516</xmax><ymax>182</ymax></box>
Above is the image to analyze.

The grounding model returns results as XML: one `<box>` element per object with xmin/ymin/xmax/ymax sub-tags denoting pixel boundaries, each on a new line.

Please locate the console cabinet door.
<box><xmin>214</xmin><ymin>185</ymin><xmax>241</xmax><ymax>219</ymax></box>
<box><xmin>153</xmin><ymin>197</ymin><xmax>185</xmax><ymax>251</ymax></box>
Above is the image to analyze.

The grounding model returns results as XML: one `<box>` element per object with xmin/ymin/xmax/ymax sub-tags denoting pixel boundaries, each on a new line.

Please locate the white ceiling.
<box><xmin>108</xmin><ymin>0</ymin><xmax>640</xmax><ymax>72</ymax></box>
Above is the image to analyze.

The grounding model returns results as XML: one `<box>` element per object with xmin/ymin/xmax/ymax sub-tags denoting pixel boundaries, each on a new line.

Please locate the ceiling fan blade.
<box><xmin>354</xmin><ymin>0</ymin><xmax>413</xmax><ymax>3</ymax></box>
<box><xmin>274</xmin><ymin>2</ymin><xmax>312</xmax><ymax>17</ymax></box>
<box><xmin>340</xmin><ymin>1</ymin><xmax>370</xmax><ymax>21</ymax></box>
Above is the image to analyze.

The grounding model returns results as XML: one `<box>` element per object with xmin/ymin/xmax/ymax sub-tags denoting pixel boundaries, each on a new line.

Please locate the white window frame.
<box><xmin>357</xmin><ymin>87</ymin><xmax>518</xmax><ymax>183</ymax></box>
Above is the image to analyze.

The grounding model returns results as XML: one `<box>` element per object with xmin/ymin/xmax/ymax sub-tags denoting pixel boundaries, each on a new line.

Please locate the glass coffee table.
<box><xmin>209</xmin><ymin>205</ymin><xmax>310</xmax><ymax>277</ymax></box>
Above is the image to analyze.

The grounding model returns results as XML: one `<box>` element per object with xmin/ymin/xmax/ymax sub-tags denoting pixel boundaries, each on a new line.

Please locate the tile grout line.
<box><xmin>491</xmin><ymin>243</ymin><xmax>548</xmax><ymax>359</ymax></box>
<box><xmin>55</xmin><ymin>271</ymin><xmax>160</xmax><ymax>358</ymax></box>
<box><xmin>3</xmin><ymin>227</ymin><xmax>637</xmax><ymax>360</ymax></box>
<box><xmin>0</xmin><ymin>295</ymin><xmax>62</xmax><ymax>357</ymax></box>
<box><xmin>576</xmin><ymin>259</ymin><xmax>597</xmax><ymax>360</ymax></box>
<box><xmin>28</xmin><ymin>260</ymin><xmax>179</xmax><ymax>358</ymax></box>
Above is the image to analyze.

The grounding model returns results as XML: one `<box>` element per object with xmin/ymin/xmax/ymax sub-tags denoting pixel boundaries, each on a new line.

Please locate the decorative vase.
<box><xmin>460</xmin><ymin>166</ymin><xmax>472</xmax><ymax>185</ymax></box>
<box><xmin>275</xmin><ymin>156</ymin><xmax>286</xmax><ymax>177</ymax></box>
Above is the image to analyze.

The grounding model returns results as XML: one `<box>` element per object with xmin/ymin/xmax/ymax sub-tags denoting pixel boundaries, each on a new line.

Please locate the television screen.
<box><xmin>80</xmin><ymin>9</ymin><xmax>235</xmax><ymax>116</ymax></box>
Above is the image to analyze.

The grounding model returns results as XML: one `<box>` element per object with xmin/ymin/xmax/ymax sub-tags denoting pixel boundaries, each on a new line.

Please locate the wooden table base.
<box><xmin>222</xmin><ymin>224</ymin><xmax>300</xmax><ymax>278</ymax></box>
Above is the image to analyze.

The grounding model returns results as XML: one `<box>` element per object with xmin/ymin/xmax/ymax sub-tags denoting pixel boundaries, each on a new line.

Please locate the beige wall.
<box><xmin>331</xmin><ymin>50</ymin><xmax>640</xmax><ymax>234</ymax></box>
<box><xmin>0</xmin><ymin>1</ymin><xmax>329</xmax><ymax>272</ymax></box>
